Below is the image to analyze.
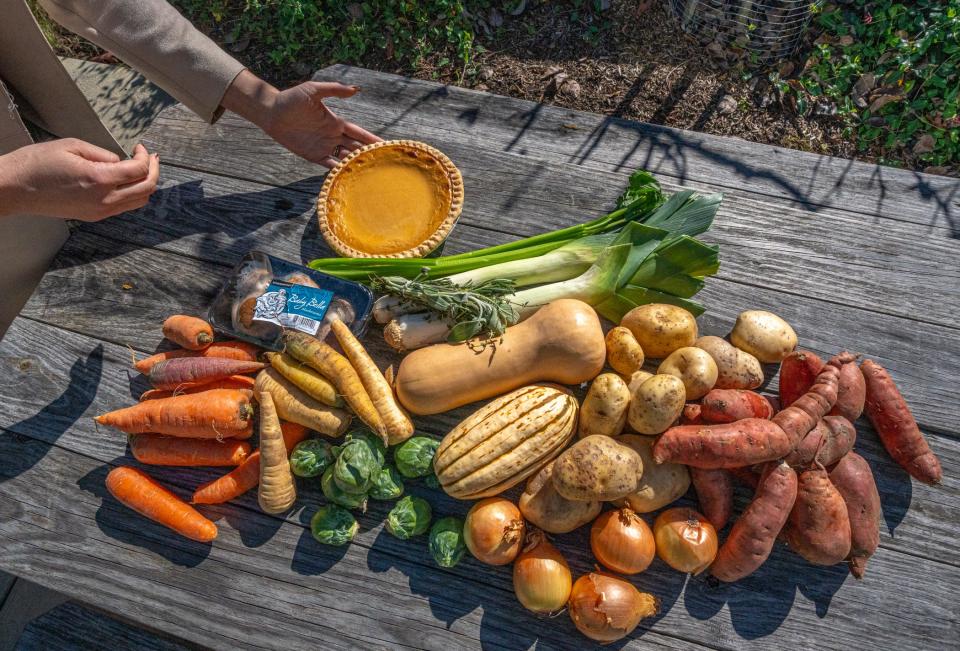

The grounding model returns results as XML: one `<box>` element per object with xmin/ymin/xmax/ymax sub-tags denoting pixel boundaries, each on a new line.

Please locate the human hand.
<box><xmin>0</xmin><ymin>139</ymin><xmax>159</xmax><ymax>221</ymax></box>
<box><xmin>262</xmin><ymin>81</ymin><xmax>381</xmax><ymax>167</ymax></box>
<box><xmin>223</xmin><ymin>71</ymin><xmax>381</xmax><ymax>167</ymax></box>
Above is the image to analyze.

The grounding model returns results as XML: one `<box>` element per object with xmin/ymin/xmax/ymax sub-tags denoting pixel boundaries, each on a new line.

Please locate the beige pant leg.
<box><xmin>0</xmin><ymin>213</ymin><xmax>68</xmax><ymax>339</ymax></box>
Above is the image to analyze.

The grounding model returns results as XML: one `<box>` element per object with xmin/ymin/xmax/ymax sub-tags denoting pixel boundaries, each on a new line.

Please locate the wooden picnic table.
<box><xmin>0</xmin><ymin>65</ymin><xmax>958</xmax><ymax>650</ymax></box>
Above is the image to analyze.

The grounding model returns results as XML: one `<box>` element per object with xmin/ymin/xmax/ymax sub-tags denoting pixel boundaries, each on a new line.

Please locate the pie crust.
<box><xmin>317</xmin><ymin>140</ymin><xmax>464</xmax><ymax>258</ymax></box>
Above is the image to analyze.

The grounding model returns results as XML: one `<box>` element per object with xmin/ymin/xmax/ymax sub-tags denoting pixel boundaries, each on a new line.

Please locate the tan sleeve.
<box><xmin>38</xmin><ymin>0</ymin><xmax>246</xmax><ymax>123</ymax></box>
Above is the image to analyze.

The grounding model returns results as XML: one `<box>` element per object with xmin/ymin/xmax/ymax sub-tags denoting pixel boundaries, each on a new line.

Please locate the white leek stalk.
<box><xmin>383</xmin><ymin>245</ymin><xmax>630</xmax><ymax>351</ymax></box>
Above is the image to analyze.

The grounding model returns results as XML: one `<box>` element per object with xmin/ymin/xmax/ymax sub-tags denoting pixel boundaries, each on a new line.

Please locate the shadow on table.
<box><xmin>348</xmin><ymin>64</ymin><xmax>959</xmax><ymax>239</ymax></box>
<box><xmin>71</xmin><ymin>175</ymin><xmax>334</xmax><ymax>268</ymax></box>
<box><xmin>0</xmin><ymin>345</ymin><xmax>103</xmax><ymax>480</ymax></box>
<box><xmin>76</xmin><ymin>462</ymin><xmax>212</xmax><ymax>567</ymax></box>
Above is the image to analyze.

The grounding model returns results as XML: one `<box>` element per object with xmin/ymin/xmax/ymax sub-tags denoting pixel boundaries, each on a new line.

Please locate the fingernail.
<box><xmin>351</xmin><ymin>85</ymin><xmax>361</xmax><ymax>91</ymax></box>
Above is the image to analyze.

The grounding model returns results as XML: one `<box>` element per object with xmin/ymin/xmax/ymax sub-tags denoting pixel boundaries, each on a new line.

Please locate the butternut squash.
<box><xmin>395</xmin><ymin>299</ymin><xmax>605</xmax><ymax>415</ymax></box>
<box><xmin>434</xmin><ymin>384</ymin><xmax>578</xmax><ymax>499</ymax></box>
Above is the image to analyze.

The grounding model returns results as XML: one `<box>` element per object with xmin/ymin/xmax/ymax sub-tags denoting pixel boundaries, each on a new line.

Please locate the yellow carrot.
<box><xmin>265</xmin><ymin>352</ymin><xmax>343</xmax><ymax>407</ymax></box>
<box><xmin>254</xmin><ymin>368</ymin><xmax>351</xmax><ymax>437</ymax></box>
<box><xmin>256</xmin><ymin>391</ymin><xmax>297</xmax><ymax>514</ymax></box>
<box><xmin>330</xmin><ymin>318</ymin><xmax>414</xmax><ymax>445</ymax></box>
<box><xmin>282</xmin><ymin>331</ymin><xmax>387</xmax><ymax>443</ymax></box>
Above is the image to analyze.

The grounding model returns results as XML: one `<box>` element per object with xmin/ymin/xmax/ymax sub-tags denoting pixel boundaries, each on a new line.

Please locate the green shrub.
<box><xmin>795</xmin><ymin>1</ymin><xmax>959</xmax><ymax>168</ymax></box>
<box><xmin>174</xmin><ymin>0</ymin><xmax>487</xmax><ymax>78</ymax></box>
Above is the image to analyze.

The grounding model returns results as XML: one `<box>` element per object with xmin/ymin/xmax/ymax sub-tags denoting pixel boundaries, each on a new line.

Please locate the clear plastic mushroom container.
<box><xmin>207</xmin><ymin>251</ymin><xmax>373</xmax><ymax>350</ymax></box>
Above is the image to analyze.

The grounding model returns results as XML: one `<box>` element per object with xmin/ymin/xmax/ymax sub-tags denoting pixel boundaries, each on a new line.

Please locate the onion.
<box><xmin>653</xmin><ymin>507</ymin><xmax>718</xmax><ymax>575</ymax></box>
<box><xmin>590</xmin><ymin>507</ymin><xmax>656</xmax><ymax>575</ymax></box>
<box><xmin>464</xmin><ymin>497</ymin><xmax>525</xmax><ymax>566</ymax></box>
<box><xmin>568</xmin><ymin>571</ymin><xmax>659</xmax><ymax>643</ymax></box>
<box><xmin>513</xmin><ymin>529</ymin><xmax>572</xmax><ymax>614</ymax></box>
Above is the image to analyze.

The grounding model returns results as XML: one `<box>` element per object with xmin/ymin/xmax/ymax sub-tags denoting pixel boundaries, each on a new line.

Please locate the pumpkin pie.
<box><xmin>317</xmin><ymin>140</ymin><xmax>464</xmax><ymax>258</ymax></box>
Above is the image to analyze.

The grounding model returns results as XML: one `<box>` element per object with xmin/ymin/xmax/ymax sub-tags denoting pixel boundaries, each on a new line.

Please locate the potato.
<box><xmin>620</xmin><ymin>304</ymin><xmax>697</xmax><ymax>359</ymax></box>
<box><xmin>579</xmin><ymin>373</ymin><xmax>630</xmax><ymax>438</ymax></box>
<box><xmin>605</xmin><ymin>327</ymin><xmax>645</xmax><ymax>376</ymax></box>
<box><xmin>625</xmin><ymin>369</ymin><xmax>654</xmax><ymax>391</ymax></box>
<box><xmin>729</xmin><ymin>310</ymin><xmax>797</xmax><ymax>363</ymax></box>
<box><xmin>694</xmin><ymin>335</ymin><xmax>763</xmax><ymax>390</ymax></box>
<box><xmin>519</xmin><ymin>462</ymin><xmax>602</xmax><ymax>533</ymax></box>
<box><xmin>616</xmin><ymin>434</ymin><xmax>691</xmax><ymax>513</ymax></box>
<box><xmin>627</xmin><ymin>374</ymin><xmax>686</xmax><ymax>435</ymax></box>
<box><xmin>551</xmin><ymin>435</ymin><xmax>642</xmax><ymax>501</ymax></box>
<box><xmin>658</xmin><ymin>347</ymin><xmax>719</xmax><ymax>400</ymax></box>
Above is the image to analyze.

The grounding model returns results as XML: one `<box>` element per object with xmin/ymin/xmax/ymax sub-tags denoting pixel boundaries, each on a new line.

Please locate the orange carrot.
<box><xmin>280</xmin><ymin>421</ymin><xmax>310</xmax><ymax>450</ymax></box>
<box><xmin>134</xmin><ymin>341</ymin><xmax>261</xmax><ymax>375</ymax></box>
<box><xmin>95</xmin><ymin>389</ymin><xmax>254</xmax><ymax>438</ymax></box>
<box><xmin>140</xmin><ymin>375</ymin><xmax>255</xmax><ymax>401</ymax></box>
<box><xmin>191</xmin><ymin>422</ymin><xmax>308</xmax><ymax>504</ymax></box>
<box><xmin>106</xmin><ymin>466</ymin><xmax>217</xmax><ymax>542</ymax></box>
<box><xmin>192</xmin><ymin>452</ymin><xmax>262</xmax><ymax>504</ymax></box>
<box><xmin>149</xmin><ymin>357</ymin><xmax>264</xmax><ymax>390</ymax></box>
<box><xmin>129</xmin><ymin>434</ymin><xmax>251</xmax><ymax>466</ymax></box>
<box><xmin>162</xmin><ymin>315</ymin><xmax>214</xmax><ymax>351</ymax></box>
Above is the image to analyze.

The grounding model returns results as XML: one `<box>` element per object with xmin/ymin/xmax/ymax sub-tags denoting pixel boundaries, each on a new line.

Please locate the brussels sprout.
<box><xmin>344</xmin><ymin>429</ymin><xmax>387</xmax><ymax>467</ymax></box>
<box><xmin>394</xmin><ymin>436</ymin><xmax>440</xmax><ymax>479</ymax></box>
<box><xmin>310</xmin><ymin>504</ymin><xmax>358</xmax><ymax>546</ymax></box>
<box><xmin>289</xmin><ymin>439</ymin><xmax>335</xmax><ymax>478</ymax></box>
<box><xmin>429</xmin><ymin>516</ymin><xmax>466</xmax><ymax>568</ymax></box>
<box><xmin>369</xmin><ymin>465</ymin><xmax>405</xmax><ymax>501</ymax></box>
<box><xmin>334</xmin><ymin>438</ymin><xmax>382</xmax><ymax>494</ymax></box>
<box><xmin>321</xmin><ymin>466</ymin><xmax>368</xmax><ymax>510</ymax></box>
<box><xmin>386</xmin><ymin>495</ymin><xmax>432</xmax><ymax>539</ymax></box>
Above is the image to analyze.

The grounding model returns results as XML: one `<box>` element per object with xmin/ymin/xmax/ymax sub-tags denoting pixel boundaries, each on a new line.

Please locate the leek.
<box><xmin>382</xmin><ymin>245</ymin><xmax>631</xmax><ymax>348</ymax></box>
<box><xmin>311</xmin><ymin>169</ymin><xmax>724</xmax><ymax>350</ymax></box>
<box><xmin>309</xmin><ymin>170</ymin><xmax>666</xmax><ymax>281</ymax></box>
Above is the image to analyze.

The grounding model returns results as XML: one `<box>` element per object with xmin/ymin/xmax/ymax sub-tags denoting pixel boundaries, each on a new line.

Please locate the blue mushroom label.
<box><xmin>253</xmin><ymin>282</ymin><xmax>334</xmax><ymax>335</ymax></box>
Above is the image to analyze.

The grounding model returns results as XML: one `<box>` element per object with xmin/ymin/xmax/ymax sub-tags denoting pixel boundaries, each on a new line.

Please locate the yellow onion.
<box><xmin>591</xmin><ymin>507</ymin><xmax>656</xmax><ymax>575</ymax></box>
<box><xmin>568</xmin><ymin>571</ymin><xmax>659</xmax><ymax>643</ymax></box>
<box><xmin>464</xmin><ymin>497</ymin><xmax>525</xmax><ymax>566</ymax></box>
<box><xmin>653</xmin><ymin>507</ymin><xmax>718</xmax><ymax>575</ymax></box>
<box><xmin>513</xmin><ymin>529</ymin><xmax>572</xmax><ymax>614</ymax></box>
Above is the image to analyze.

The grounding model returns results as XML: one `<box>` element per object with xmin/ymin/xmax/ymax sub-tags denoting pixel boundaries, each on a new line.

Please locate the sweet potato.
<box><xmin>700</xmin><ymin>389</ymin><xmax>774</xmax><ymax>423</ymax></box>
<box><xmin>783</xmin><ymin>415</ymin><xmax>856</xmax><ymax>469</ymax></box>
<box><xmin>652</xmin><ymin>418</ymin><xmax>793</xmax><ymax>469</ymax></box>
<box><xmin>784</xmin><ymin>467</ymin><xmax>851</xmax><ymax>566</ymax></box>
<box><xmin>861</xmin><ymin>359</ymin><xmax>941</xmax><ymax>484</ymax></box>
<box><xmin>681</xmin><ymin>403</ymin><xmax>704</xmax><ymax>425</ymax></box>
<box><xmin>778</xmin><ymin>350</ymin><xmax>824</xmax><ymax>408</ymax></box>
<box><xmin>827</xmin><ymin>352</ymin><xmax>866</xmax><ymax>421</ymax></box>
<box><xmin>771</xmin><ymin>365</ymin><xmax>839</xmax><ymax>447</ymax></box>
<box><xmin>711</xmin><ymin>461</ymin><xmax>798</xmax><ymax>582</ymax></box>
<box><xmin>690</xmin><ymin>467</ymin><xmax>733</xmax><ymax>530</ymax></box>
<box><xmin>654</xmin><ymin>367</ymin><xmax>838</xmax><ymax>469</ymax></box>
<box><xmin>829</xmin><ymin>452</ymin><xmax>881</xmax><ymax>579</ymax></box>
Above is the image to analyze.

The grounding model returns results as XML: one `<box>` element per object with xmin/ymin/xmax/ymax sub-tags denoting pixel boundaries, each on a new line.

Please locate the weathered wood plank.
<box><xmin>6</xmin><ymin>284</ymin><xmax>959</xmax><ymax>572</ymax></box>
<box><xmin>1</xmin><ymin>404</ymin><xmax>957</xmax><ymax>650</ymax></box>
<box><xmin>0</xmin><ymin>431</ymin><xmax>720</xmax><ymax>651</ymax></box>
<box><xmin>18</xmin><ymin>602</ymin><xmax>191</xmax><ymax>651</ymax></box>
<box><xmin>21</xmin><ymin>227</ymin><xmax>960</xmax><ymax>437</ymax></box>
<box><xmin>320</xmin><ymin>65</ymin><xmax>960</xmax><ymax>235</ymax></box>
<box><xmin>85</xmin><ymin>157</ymin><xmax>960</xmax><ymax>331</ymax></box>
<box><xmin>142</xmin><ymin>68</ymin><xmax>960</xmax><ymax>236</ymax></box>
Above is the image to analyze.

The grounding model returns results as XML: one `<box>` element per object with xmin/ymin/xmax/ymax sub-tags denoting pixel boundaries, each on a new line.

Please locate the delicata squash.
<box><xmin>434</xmin><ymin>384</ymin><xmax>579</xmax><ymax>500</ymax></box>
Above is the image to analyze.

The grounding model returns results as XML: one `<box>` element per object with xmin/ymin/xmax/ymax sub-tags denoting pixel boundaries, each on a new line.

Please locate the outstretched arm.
<box><xmin>39</xmin><ymin>0</ymin><xmax>380</xmax><ymax>165</ymax></box>
<box><xmin>221</xmin><ymin>71</ymin><xmax>381</xmax><ymax>167</ymax></box>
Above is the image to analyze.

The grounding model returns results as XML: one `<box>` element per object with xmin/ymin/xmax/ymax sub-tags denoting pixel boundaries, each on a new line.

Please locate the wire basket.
<box><xmin>666</xmin><ymin>1</ymin><xmax>824</xmax><ymax>63</ymax></box>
